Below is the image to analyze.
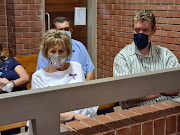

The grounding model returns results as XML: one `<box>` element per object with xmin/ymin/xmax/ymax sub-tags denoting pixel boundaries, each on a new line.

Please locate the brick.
<box><xmin>36</xmin><ymin>0</ymin><xmax>42</xmax><ymax>4</ymax></box>
<box><xmin>16</xmin><ymin>44</ymin><xmax>24</xmax><ymax>49</ymax></box>
<box><xmin>106</xmin><ymin>112</ymin><xmax>139</xmax><ymax>125</ymax></box>
<box><xmin>166</xmin><ymin>115</ymin><xmax>177</xmax><ymax>134</ymax></box>
<box><xmin>129</xmin><ymin>107</ymin><xmax>151</xmax><ymax>115</ymax></box>
<box><xmin>116</xmin><ymin>126</ymin><xmax>131</xmax><ymax>135</ymax></box>
<box><xmin>118</xmin><ymin>110</ymin><xmax>138</xmax><ymax>117</ymax></box>
<box><xmin>29</xmin><ymin>16</ymin><xmax>42</xmax><ymax>21</ymax></box>
<box><xmin>165</xmin><ymin>101</ymin><xmax>180</xmax><ymax>109</ymax></box>
<box><xmin>16</xmin><ymin>38</ymin><xmax>30</xmax><ymax>44</ymax></box>
<box><xmin>15</xmin><ymin>28</ymin><xmax>30</xmax><ymax>33</ymax></box>
<box><xmin>31</xmin><ymin>48</ymin><xmax>39</xmax><ymax>54</ymax></box>
<box><xmin>131</xmin><ymin>124</ymin><xmax>141</xmax><ymax>135</ymax></box>
<box><xmin>142</xmin><ymin>105</ymin><xmax>161</xmax><ymax>112</ymax></box>
<box><xmin>60</xmin><ymin>123</ymin><xmax>79</xmax><ymax>135</ymax></box>
<box><xmin>30</xmin><ymin>27</ymin><xmax>42</xmax><ymax>32</ymax></box>
<box><xmin>154</xmin><ymin>118</ymin><xmax>165</xmax><ymax>135</ymax></box>
<box><xmin>16</xmin><ymin>49</ymin><xmax>31</xmax><ymax>55</ymax></box>
<box><xmin>152</xmin><ymin>102</ymin><xmax>172</xmax><ymax>110</ymax></box>
<box><xmin>65</xmin><ymin>120</ymin><xmax>95</xmax><ymax>135</ymax></box>
<box><xmin>21</xmin><ymin>0</ymin><xmax>36</xmax><ymax>4</ymax></box>
<box><xmin>94</xmin><ymin>115</ymin><xmax>126</xmax><ymax>129</ymax></box>
<box><xmin>13</xmin><ymin>0</ymin><xmax>21</xmax><ymax>4</ymax></box>
<box><xmin>24</xmin><ymin>44</ymin><xmax>37</xmax><ymax>49</ymax></box>
<box><xmin>178</xmin><ymin>114</ymin><xmax>180</xmax><ymax>132</ymax></box>
<box><xmin>29</xmin><ymin>5</ymin><xmax>42</xmax><ymax>10</ymax></box>
<box><xmin>81</xmin><ymin>118</ymin><xmax>115</xmax><ymax>134</ymax></box>
<box><xmin>14</xmin><ymin>4</ymin><xmax>28</xmax><ymax>10</ymax></box>
<box><xmin>142</xmin><ymin>121</ymin><xmax>153</xmax><ymax>135</ymax></box>
<box><xmin>22</xmin><ymin>10</ymin><xmax>37</xmax><ymax>15</ymax></box>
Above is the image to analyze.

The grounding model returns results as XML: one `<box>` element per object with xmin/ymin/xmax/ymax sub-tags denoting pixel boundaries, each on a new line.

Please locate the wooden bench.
<box><xmin>14</xmin><ymin>55</ymin><xmax>38</xmax><ymax>89</ymax></box>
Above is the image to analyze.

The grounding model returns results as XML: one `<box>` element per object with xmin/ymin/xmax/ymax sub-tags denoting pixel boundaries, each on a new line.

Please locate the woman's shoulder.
<box><xmin>2</xmin><ymin>57</ymin><xmax>20</xmax><ymax>67</ymax></box>
<box><xmin>32</xmin><ymin>68</ymin><xmax>44</xmax><ymax>77</ymax></box>
<box><xmin>69</xmin><ymin>61</ymin><xmax>82</xmax><ymax>67</ymax></box>
<box><xmin>6</xmin><ymin>57</ymin><xmax>16</xmax><ymax>61</ymax></box>
<box><xmin>68</xmin><ymin>61</ymin><xmax>83</xmax><ymax>73</ymax></box>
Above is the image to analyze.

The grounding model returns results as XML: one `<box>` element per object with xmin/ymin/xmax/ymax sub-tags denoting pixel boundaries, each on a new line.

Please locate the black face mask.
<box><xmin>134</xmin><ymin>33</ymin><xmax>149</xmax><ymax>50</ymax></box>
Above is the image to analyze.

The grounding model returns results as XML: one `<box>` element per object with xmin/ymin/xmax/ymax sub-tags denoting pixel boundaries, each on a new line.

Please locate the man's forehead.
<box><xmin>134</xmin><ymin>21</ymin><xmax>152</xmax><ymax>28</ymax></box>
<box><xmin>55</xmin><ymin>21</ymin><xmax>69</xmax><ymax>27</ymax></box>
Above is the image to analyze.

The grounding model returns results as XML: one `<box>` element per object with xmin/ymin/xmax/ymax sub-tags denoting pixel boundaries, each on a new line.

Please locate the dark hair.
<box><xmin>0</xmin><ymin>43</ymin><xmax>3</xmax><ymax>54</ymax></box>
<box><xmin>0</xmin><ymin>43</ymin><xmax>6</xmax><ymax>61</ymax></box>
<box><xmin>52</xmin><ymin>17</ymin><xmax>71</xmax><ymax>28</ymax></box>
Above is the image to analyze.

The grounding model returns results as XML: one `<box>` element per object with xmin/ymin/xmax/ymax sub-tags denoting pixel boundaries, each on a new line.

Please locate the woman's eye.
<box><xmin>59</xmin><ymin>50</ymin><xmax>64</xmax><ymax>53</ymax></box>
<box><xmin>50</xmin><ymin>50</ymin><xmax>56</xmax><ymax>53</ymax></box>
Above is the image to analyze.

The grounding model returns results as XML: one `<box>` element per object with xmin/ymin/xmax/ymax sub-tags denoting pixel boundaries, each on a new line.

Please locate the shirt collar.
<box><xmin>130</xmin><ymin>42</ymin><xmax>158</xmax><ymax>57</ymax></box>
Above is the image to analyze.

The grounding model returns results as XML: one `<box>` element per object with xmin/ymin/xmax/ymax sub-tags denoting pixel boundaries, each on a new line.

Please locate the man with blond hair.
<box><xmin>113</xmin><ymin>10</ymin><xmax>179</xmax><ymax>109</ymax></box>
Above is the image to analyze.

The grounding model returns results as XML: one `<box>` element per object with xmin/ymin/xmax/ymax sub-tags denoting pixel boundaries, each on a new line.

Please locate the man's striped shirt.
<box><xmin>113</xmin><ymin>42</ymin><xmax>180</xmax><ymax>77</ymax></box>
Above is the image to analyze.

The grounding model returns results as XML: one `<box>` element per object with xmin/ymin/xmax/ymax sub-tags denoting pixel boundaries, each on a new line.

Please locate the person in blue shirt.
<box><xmin>36</xmin><ymin>17</ymin><xmax>95</xmax><ymax>80</ymax></box>
<box><xmin>0</xmin><ymin>43</ymin><xmax>29</xmax><ymax>135</ymax></box>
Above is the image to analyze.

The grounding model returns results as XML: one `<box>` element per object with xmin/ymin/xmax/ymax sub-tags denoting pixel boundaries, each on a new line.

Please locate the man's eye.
<box><xmin>134</xmin><ymin>29</ymin><xmax>140</xmax><ymax>32</ymax></box>
<box><xmin>143</xmin><ymin>29</ymin><xmax>148</xmax><ymax>32</ymax></box>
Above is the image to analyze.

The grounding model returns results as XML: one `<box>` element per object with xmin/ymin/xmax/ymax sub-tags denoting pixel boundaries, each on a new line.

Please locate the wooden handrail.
<box><xmin>0</xmin><ymin>121</ymin><xmax>27</xmax><ymax>132</ymax></box>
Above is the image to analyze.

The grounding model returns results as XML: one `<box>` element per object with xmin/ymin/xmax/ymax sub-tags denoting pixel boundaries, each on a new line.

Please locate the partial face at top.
<box><xmin>55</xmin><ymin>21</ymin><xmax>71</xmax><ymax>32</ymax></box>
<box><xmin>133</xmin><ymin>21</ymin><xmax>156</xmax><ymax>38</ymax></box>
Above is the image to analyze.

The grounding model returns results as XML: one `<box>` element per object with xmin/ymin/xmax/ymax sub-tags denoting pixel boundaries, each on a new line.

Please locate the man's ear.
<box><xmin>153</xmin><ymin>26</ymin><xmax>156</xmax><ymax>34</ymax></box>
<box><xmin>70</xmin><ymin>28</ymin><xmax>73</xmax><ymax>34</ymax></box>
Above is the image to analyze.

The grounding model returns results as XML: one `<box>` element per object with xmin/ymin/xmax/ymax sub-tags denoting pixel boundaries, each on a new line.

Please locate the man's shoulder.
<box><xmin>72</xmin><ymin>39</ymin><xmax>83</xmax><ymax>45</ymax></box>
<box><xmin>72</xmin><ymin>39</ymin><xmax>86</xmax><ymax>49</ymax></box>
<box><xmin>117</xmin><ymin>44</ymin><xmax>132</xmax><ymax>55</ymax></box>
<box><xmin>114</xmin><ymin>44</ymin><xmax>132</xmax><ymax>61</ymax></box>
<box><xmin>153</xmin><ymin>44</ymin><xmax>171</xmax><ymax>53</ymax></box>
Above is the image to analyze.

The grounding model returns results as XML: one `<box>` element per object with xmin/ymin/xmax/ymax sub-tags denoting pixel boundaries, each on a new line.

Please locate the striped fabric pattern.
<box><xmin>113</xmin><ymin>42</ymin><xmax>180</xmax><ymax>77</ymax></box>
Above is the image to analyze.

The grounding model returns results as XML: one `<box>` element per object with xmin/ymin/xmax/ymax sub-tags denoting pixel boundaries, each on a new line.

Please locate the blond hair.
<box><xmin>133</xmin><ymin>10</ymin><xmax>156</xmax><ymax>29</ymax></box>
<box><xmin>40</xmin><ymin>29</ymin><xmax>72</xmax><ymax>59</ymax></box>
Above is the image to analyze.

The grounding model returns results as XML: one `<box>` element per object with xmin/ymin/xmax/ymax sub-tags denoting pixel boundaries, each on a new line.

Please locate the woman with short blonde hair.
<box><xmin>31</xmin><ymin>29</ymin><xmax>98</xmax><ymax>122</ymax></box>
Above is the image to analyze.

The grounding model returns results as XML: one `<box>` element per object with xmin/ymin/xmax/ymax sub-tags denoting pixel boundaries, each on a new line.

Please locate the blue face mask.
<box><xmin>134</xmin><ymin>33</ymin><xmax>149</xmax><ymax>50</ymax></box>
<box><xmin>65</xmin><ymin>31</ymin><xmax>71</xmax><ymax>38</ymax></box>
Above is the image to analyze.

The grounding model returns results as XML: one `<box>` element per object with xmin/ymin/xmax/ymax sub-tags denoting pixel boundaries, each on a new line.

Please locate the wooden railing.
<box><xmin>0</xmin><ymin>67</ymin><xmax>180</xmax><ymax>135</ymax></box>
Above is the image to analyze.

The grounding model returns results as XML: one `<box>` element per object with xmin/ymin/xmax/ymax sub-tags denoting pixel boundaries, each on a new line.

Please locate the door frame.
<box><xmin>87</xmin><ymin>0</ymin><xmax>97</xmax><ymax>78</ymax></box>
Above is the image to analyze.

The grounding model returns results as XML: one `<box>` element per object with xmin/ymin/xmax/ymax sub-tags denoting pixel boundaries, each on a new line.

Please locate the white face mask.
<box><xmin>48</xmin><ymin>55</ymin><xmax>67</xmax><ymax>69</ymax></box>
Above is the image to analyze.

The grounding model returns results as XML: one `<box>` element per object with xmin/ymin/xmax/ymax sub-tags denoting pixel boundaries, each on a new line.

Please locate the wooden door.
<box><xmin>45</xmin><ymin>0</ymin><xmax>88</xmax><ymax>48</ymax></box>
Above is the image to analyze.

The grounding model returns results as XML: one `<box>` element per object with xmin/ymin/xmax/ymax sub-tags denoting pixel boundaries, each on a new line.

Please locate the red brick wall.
<box><xmin>97</xmin><ymin>0</ymin><xmax>180</xmax><ymax>79</ymax></box>
<box><xmin>62</xmin><ymin>100</ymin><xmax>180</xmax><ymax>135</ymax></box>
<box><xmin>0</xmin><ymin>0</ymin><xmax>43</xmax><ymax>56</ymax></box>
<box><xmin>0</xmin><ymin>0</ymin><xmax>8</xmax><ymax>48</ymax></box>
